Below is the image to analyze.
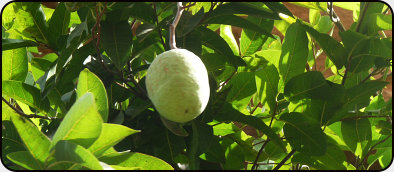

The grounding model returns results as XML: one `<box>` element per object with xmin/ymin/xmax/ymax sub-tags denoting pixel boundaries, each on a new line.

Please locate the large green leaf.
<box><xmin>206</xmin><ymin>2</ymin><xmax>280</xmax><ymax>20</ymax></box>
<box><xmin>19</xmin><ymin>2</ymin><xmax>50</xmax><ymax>43</ymax></box>
<box><xmin>215</xmin><ymin>101</ymin><xmax>286</xmax><ymax>152</ymax></box>
<box><xmin>280</xmin><ymin>112</ymin><xmax>327</xmax><ymax>156</ymax></box>
<box><xmin>51</xmin><ymin>93</ymin><xmax>103</xmax><ymax>149</ymax></box>
<box><xmin>341</xmin><ymin>117</ymin><xmax>372</xmax><ymax>153</ymax></box>
<box><xmin>263</xmin><ymin>2</ymin><xmax>294</xmax><ymax>18</ymax></box>
<box><xmin>47</xmin><ymin>2</ymin><xmax>70</xmax><ymax>49</ymax></box>
<box><xmin>255</xmin><ymin>63</ymin><xmax>279</xmax><ymax>111</ymax></box>
<box><xmin>300</xmin><ymin>22</ymin><xmax>346</xmax><ymax>69</ymax></box>
<box><xmin>196</xmin><ymin>26</ymin><xmax>245</xmax><ymax>67</ymax></box>
<box><xmin>284</xmin><ymin>71</ymin><xmax>346</xmax><ymax>102</ymax></box>
<box><xmin>6</xmin><ymin>151</ymin><xmax>41</xmax><ymax>170</ymax></box>
<box><xmin>2</xmin><ymin>47</ymin><xmax>28</xmax><ymax>81</ymax></box>
<box><xmin>344</xmin><ymin>81</ymin><xmax>388</xmax><ymax>110</ymax></box>
<box><xmin>100</xmin><ymin>20</ymin><xmax>133</xmax><ymax>69</ymax></box>
<box><xmin>88</xmin><ymin>123</ymin><xmax>140</xmax><ymax>157</ymax></box>
<box><xmin>203</xmin><ymin>15</ymin><xmax>274</xmax><ymax>39</ymax></box>
<box><xmin>99</xmin><ymin>152</ymin><xmax>173</xmax><ymax>170</ymax></box>
<box><xmin>220</xmin><ymin>25</ymin><xmax>239</xmax><ymax>55</ymax></box>
<box><xmin>2</xmin><ymin>80</ymin><xmax>50</xmax><ymax>114</ymax></box>
<box><xmin>226</xmin><ymin>72</ymin><xmax>256</xmax><ymax>110</ymax></box>
<box><xmin>54</xmin><ymin>140</ymin><xmax>103</xmax><ymax>170</ymax></box>
<box><xmin>240</xmin><ymin>16</ymin><xmax>273</xmax><ymax>57</ymax></box>
<box><xmin>55</xmin><ymin>19</ymin><xmax>89</xmax><ymax>77</ymax></box>
<box><xmin>76</xmin><ymin>68</ymin><xmax>109</xmax><ymax>122</ymax></box>
<box><xmin>278</xmin><ymin>22</ymin><xmax>309</xmax><ymax>90</ymax></box>
<box><xmin>2</xmin><ymin>39</ymin><xmax>37</xmax><ymax>51</ymax></box>
<box><xmin>9</xmin><ymin>112</ymin><xmax>51</xmax><ymax>168</ymax></box>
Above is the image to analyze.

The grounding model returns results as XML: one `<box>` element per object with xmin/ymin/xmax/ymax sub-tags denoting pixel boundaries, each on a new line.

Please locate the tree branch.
<box><xmin>2</xmin><ymin>97</ymin><xmax>59</xmax><ymax>120</ymax></box>
<box><xmin>251</xmin><ymin>139</ymin><xmax>270</xmax><ymax>170</ymax></box>
<box><xmin>273</xmin><ymin>149</ymin><xmax>296</xmax><ymax>170</ymax></box>
<box><xmin>358</xmin><ymin>134</ymin><xmax>392</xmax><ymax>169</ymax></box>
<box><xmin>327</xmin><ymin>2</ymin><xmax>345</xmax><ymax>32</ymax></box>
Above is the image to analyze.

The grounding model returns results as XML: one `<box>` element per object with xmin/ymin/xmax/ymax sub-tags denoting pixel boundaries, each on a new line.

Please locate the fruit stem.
<box><xmin>169</xmin><ymin>2</ymin><xmax>184</xmax><ymax>49</ymax></box>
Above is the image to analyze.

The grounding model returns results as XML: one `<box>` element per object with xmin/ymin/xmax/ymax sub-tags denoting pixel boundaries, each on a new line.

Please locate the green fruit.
<box><xmin>146</xmin><ymin>49</ymin><xmax>210</xmax><ymax>123</ymax></box>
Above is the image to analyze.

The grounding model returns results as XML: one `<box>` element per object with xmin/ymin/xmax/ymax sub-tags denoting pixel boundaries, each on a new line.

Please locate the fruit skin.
<box><xmin>146</xmin><ymin>49</ymin><xmax>210</xmax><ymax>123</ymax></box>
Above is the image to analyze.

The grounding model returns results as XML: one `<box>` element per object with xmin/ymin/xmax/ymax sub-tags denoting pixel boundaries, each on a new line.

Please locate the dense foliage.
<box><xmin>2</xmin><ymin>2</ymin><xmax>392</xmax><ymax>170</ymax></box>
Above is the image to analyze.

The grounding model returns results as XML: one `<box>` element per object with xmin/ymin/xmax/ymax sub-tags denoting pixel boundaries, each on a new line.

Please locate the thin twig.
<box><xmin>218</xmin><ymin>70</ymin><xmax>237</xmax><ymax>91</ymax></box>
<box><xmin>355</xmin><ymin>2</ymin><xmax>370</xmax><ymax>32</ymax></box>
<box><xmin>251</xmin><ymin>139</ymin><xmax>270</xmax><ymax>170</ymax></box>
<box><xmin>273</xmin><ymin>149</ymin><xmax>296</xmax><ymax>170</ymax></box>
<box><xmin>169</xmin><ymin>2</ymin><xmax>184</xmax><ymax>49</ymax></box>
<box><xmin>2</xmin><ymin>97</ymin><xmax>59</xmax><ymax>120</ymax></box>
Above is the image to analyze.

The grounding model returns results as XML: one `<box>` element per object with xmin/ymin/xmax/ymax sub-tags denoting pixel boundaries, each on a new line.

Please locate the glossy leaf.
<box><xmin>280</xmin><ymin>112</ymin><xmax>327</xmax><ymax>156</ymax></box>
<box><xmin>22</xmin><ymin>2</ymin><xmax>50</xmax><ymax>43</ymax></box>
<box><xmin>341</xmin><ymin>118</ymin><xmax>372</xmax><ymax>153</ymax></box>
<box><xmin>255</xmin><ymin>63</ymin><xmax>279</xmax><ymax>111</ymax></box>
<box><xmin>240</xmin><ymin>16</ymin><xmax>273</xmax><ymax>57</ymax></box>
<box><xmin>88</xmin><ymin>123</ymin><xmax>140</xmax><ymax>157</ymax></box>
<box><xmin>263</xmin><ymin>2</ymin><xmax>294</xmax><ymax>18</ymax></box>
<box><xmin>284</xmin><ymin>71</ymin><xmax>346</xmax><ymax>102</ymax></box>
<box><xmin>2</xmin><ymin>39</ymin><xmax>37</xmax><ymax>50</ymax></box>
<box><xmin>99</xmin><ymin>152</ymin><xmax>174</xmax><ymax>170</ymax></box>
<box><xmin>47</xmin><ymin>2</ymin><xmax>70</xmax><ymax>49</ymax></box>
<box><xmin>220</xmin><ymin>25</ymin><xmax>239</xmax><ymax>55</ymax></box>
<box><xmin>196</xmin><ymin>26</ymin><xmax>245</xmax><ymax>67</ymax></box>
<box><xmin>2</xmin><ymin>80</ymin><xmax>50</xmax><ymax>113</ymax></box>
<box><xmin>300</xmin><ymin>22</ymin><xmax>346</xmax><ymax>69</ymax></box>
<box><xmin>51</xmin><ymin>93</ymin><xmax>103</xmax><ymax>149</ymax></box>
<box><xmin>55</xmin><ymin>15</ymin><xmax>89</xmax><ymax>76</ymax></box>
<box><xmin>7</xmin><ymin>151</ymin><xmax>41</xmax><ymax>170</ymax></box>
<box><xmin>100</xmin><ymin>20</ymin><xmax>133</xmax><ymax>69</ymax></box>
<box><xmin>9</xmin><ymin>112</ymin><xmax>51</xmax><ymax>168</ymax></box>
<box><xmin>206</xmin><ymin>2</ymin><xmax>280</xmax><ymax>20</ymax></box>
<box><xmin>76</xmin><ymin>68</ymin><xmax>109</xmax><ymax>122</ymax></box>
<box><xmin>278</xmin><ymin>22</ymin><xmax>309</xmax><ymax>89</ymax></box>
<box><xmin>203</xmin><ymin>15</ymin><xmax>274</xmax><ymax>39</ymax></box>
<box><xmin>226</xmin><ymin>72</ymin><xmax>256</xmax><ymax>110</ymax></box>
<box><xmin>2</xmin><ymin>47</ymin><xmax>28</xmax><ymax>81</ymax></box>
<box><xmin>54</xmin><ymin>140</ymin><xmax>103</xmax><ymax>170</ymax></box>
<box><xmin>344</xmin><ymin>81</ymin><xmax>388</xmax><ymax>110</ymax></box>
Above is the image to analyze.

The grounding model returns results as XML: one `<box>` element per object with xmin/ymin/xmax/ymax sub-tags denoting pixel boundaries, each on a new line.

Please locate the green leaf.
<box><xmin>299</xmin><ymin>22</ymin><xmax>346</xmax><ymax>70</ymax></box>
<box><xmin>51</xmin><ymin>93</ymin><xmax>103</xmax><ymax>149</ymax></box>
<box><xmin>2</xmin><ymin>80</ymin><xmax>50</xmax><ymax>113</ymax></box>
<box><xmin>55</xmin><ymin>19</ymin><xmax>89</xmax><ymax>77</ymax></box>
<box><xmin>279</xmin><ymin>22</ymin><xmax>309</xmax><ymax>90</ymax></box>
<box><xmin>88</xmin><ymin>123</ymin><xmax>140</xmax><ymax>157</ymax></box>
<box><xmin>215</xmin><ymin>101</ymin><xmax>286</xmax><ymax>152</ymax></box>
<box><xmin>2</xmin><ymin>39</ymin><xmax>37</xmax><ymax>50</ymax></box>
<box><xmin>177</xmin><ymin>8</ymin><xmax>205</xmax><ymax>37</ymax></box>
<box><xmin>9</xmin><ymin>112</ymin><xmax>51</xmax><ymax>168</ymax></box>
<box><xmin>47</xmin><ymin>2</ymin><xmax>70</xmax><ymax>49</ymax></box>
<box><xmin>196</xmin><ymin>26</ymin><xmax>245</xmax><ymax>67</ymax></box>
<box><xmin>21</xmin><ymin>2</ymin><xmax>50</xmax><ymax>43</ymax></box>
<box><xmin>212</xmin><ymin>123</ymin><xmax>238</xmax><ymax>136</ymax></box>
<box><xmin>76</xmin><ymin>68</ymin><xmax>109</xmax><ymax>122</ymax></box>
<box><xmin>344</xmin><ymin>81</ymin><xmax>388</xmax><ymax>110</ymax></box>
<box><xmin>100</xmin><ymin>20</ymin><xmax>133</xmax><ymax>69</ymax></box>
<box><xmin>280</xmin><ymin>112</ymin><xmax>327</xmax><ymax>156</ymax></box>
<box><xmin>341</xmin><ymin>117</ymin><xmax>372</xmax><ymax>153</ymax></box>
<box><xmin>220</xmin><ymin>25</ymin><xmax>239</xmax><ymax>55</ymax></box>
<box><xmin>54</xmin><ymin>140</ymin><xmax>103</xmax><ymax>170</ymax></box>
<box><xmin>99</xmin><ymin>152</ymin><xmax>174</xmax><ymax>170</ymax></box>
<box><xmin>2</xmin><ymin>47</ymin><xmax>28</xmax><ymax>81</ymax></box>
<box><xmin>226</xmin><ymin>72</ymin><xmax>256</xmax><ymax>110</ymax></box>
<box><xmin>240</xmin><ymin>16</ymin><xmax>274</xmax><ymax>57</ymax></box>
<box><xmin>255</xmin><ymin>63</ymin><xmax>279</xmax><ymax>111</ymax></box>
<box><xmin>284</xmin><ymin>71</ymin><xmax>346</xmax><ymax>102</ymax></box>
<box><xmin>203</xmin><ymin>14</ymin><xmax>274</xmax><ymax>39</ymax></box>
<box><xmin>263</xmin><ymin>2</ymin><xmax>294</xmax><ymax>18</ymax></box>
<box><xmin>220</xmin><ymin>138</ymin><xmax>245</xmax><ymax>169</ymax></box>
<box><xmin>6</xmin><ymin>151</ymin><xmax>41</xmax><ymax>170</ymax></box>
<box><xmin>207</xmin><ymin>2</ymin><xmax>280</xmax><ymax>20</ymax></box>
